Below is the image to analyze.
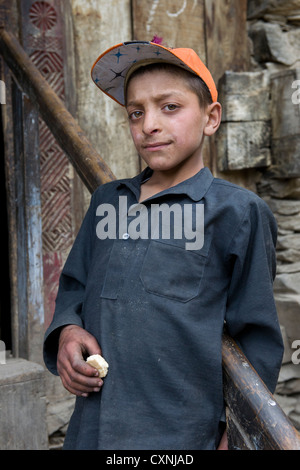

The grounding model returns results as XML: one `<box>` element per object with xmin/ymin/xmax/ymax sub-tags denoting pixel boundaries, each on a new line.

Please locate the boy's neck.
<box><xmin>139</xmin><ymin>162</ymin><xmax>204</xmax><ymax>202</ymax></box>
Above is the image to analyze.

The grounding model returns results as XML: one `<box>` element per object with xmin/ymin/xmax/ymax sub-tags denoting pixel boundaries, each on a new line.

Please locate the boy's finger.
<box><xmin>71</xmin><ymin>354</ymin><xmax>99</xmax><ymax>376</ymax></box>
<box><xmin>63</xmin><ymin>365</ymin><xmax>104</xmax><ymax>393</ymax></box>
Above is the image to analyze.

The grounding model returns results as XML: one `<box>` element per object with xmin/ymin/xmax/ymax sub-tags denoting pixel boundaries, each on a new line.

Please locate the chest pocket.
<box><xmin>140</xmin><ymin>240</ymin><xmax>209</xmax><ymax>303</ymax></box>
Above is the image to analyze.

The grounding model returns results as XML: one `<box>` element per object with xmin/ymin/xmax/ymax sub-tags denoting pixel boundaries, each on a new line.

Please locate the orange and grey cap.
<box><xmin>91</xmin><ymin>40</ymin><xmax>218</xmax><ymax>106</ymax></box>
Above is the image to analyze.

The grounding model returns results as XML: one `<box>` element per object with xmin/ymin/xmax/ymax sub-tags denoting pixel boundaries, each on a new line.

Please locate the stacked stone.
<box><xmin>217</xmin><ymin>0</ymin><xmax>300</xmax><ymax>429</ymax></box>
<box><xmin>249</xmin><ymin>1</ymin><xmax>300</xmax><ymax>430</ymax></box>
<box><xmin>258</xmin><ymin>176</ymin><xmax>300</xmax><ymax>430</ymax></box>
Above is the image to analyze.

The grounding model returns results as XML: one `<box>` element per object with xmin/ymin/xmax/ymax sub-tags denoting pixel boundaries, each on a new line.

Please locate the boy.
<box><xmin>43</xmin><ymin>41</ymin><xmax>283</xmax><ymax>450</ymax></box>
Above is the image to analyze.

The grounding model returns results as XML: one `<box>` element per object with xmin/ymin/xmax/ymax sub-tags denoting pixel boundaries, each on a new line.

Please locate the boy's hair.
<box><xmin>125</xmin><ymin>62</ymin><xmax>213</xmax><ymax>109</ymax></box>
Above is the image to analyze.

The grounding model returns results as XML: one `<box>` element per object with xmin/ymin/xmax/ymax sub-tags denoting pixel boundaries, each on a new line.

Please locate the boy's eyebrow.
<box><xmin>126</xmin><ymin>91</ymin><xmax>186</xmax><ymax>108</ymax></box>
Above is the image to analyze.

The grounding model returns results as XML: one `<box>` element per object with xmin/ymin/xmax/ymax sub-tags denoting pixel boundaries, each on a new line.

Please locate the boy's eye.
<box><xmin>129</xmin><ymin>110</ymin><xmax>143</xmax><ymax>120</ymax></box>
<box><xmin>164</xmin><ymin>104</ymin><xmax>178</xmax><ymax>111</ymax></box>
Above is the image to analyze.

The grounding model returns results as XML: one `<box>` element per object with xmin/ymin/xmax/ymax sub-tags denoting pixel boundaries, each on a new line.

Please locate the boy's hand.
<box><xmin>57</xmin><ymin>325</ymin><xmax>104</xmax><ymax>397</ymax></box>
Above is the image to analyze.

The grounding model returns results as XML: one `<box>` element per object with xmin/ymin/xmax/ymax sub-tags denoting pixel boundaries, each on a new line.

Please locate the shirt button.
<box><xmin>122</xmin><ymin>233</ymin><xmax>130</xmax><ymax>240</ymax></box>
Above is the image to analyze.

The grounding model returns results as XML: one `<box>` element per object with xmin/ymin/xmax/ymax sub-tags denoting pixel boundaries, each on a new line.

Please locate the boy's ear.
<box><xmin>204</xmin><ymin>102</ymin><xmax>222</xmax><ymax>137</ymax></box>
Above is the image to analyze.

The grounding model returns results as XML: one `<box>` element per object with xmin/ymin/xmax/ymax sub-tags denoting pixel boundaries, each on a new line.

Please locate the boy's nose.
<box><xmin>142</xmin><ymin>111</ymin><xmax>160</xmax><ymax>135</ymax></box>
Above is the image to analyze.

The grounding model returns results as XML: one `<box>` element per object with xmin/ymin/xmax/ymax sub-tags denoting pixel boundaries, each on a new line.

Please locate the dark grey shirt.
<box><xmin>43</xmin><ymin>167</ymin><xmax>283</xmax><ymax>450</ymax></box>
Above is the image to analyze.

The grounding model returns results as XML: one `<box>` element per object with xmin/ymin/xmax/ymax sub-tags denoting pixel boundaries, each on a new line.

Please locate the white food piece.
<box><xmin>86</xmin><ymin>354</ymin><xmax>109</xmax><ymax>378</ymax></box>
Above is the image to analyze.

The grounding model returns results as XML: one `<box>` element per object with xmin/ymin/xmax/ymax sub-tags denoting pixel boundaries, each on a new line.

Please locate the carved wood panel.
<box><xmin>20</xmin><ymin>0</ymin><xmax>73</xmax><ymax>328</ymax></box>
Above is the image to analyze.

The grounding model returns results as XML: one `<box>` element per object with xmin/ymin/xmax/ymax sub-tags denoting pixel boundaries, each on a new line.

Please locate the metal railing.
<box><xmin>1</xmin><ymin>27</ymin><xmax>300</xmax><ymax>450</ymax></box>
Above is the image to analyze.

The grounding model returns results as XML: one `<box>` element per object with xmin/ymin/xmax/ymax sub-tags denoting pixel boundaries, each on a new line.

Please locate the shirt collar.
<box><xmin>117</xmin><ymin>166</ymin><xmax>214</xmax><ymax>202</ymax></box>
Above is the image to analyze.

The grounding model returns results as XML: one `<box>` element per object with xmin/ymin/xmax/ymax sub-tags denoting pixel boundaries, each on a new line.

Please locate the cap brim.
<box><xmin>91</xmin><ymin>41</ymin><xmax>216</xmax><ymax>106</ymax></box>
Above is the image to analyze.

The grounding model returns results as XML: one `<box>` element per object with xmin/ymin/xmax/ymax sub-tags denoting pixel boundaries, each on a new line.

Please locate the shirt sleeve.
<box><xmin>224</xmin><ymin>196</ymin><xmax>284</xmax><ymax>393</ymax></box>
<box><xmin>43</xmin><ymin>192</ymin><xmax>96</xmax><ymax>375</ymax></box>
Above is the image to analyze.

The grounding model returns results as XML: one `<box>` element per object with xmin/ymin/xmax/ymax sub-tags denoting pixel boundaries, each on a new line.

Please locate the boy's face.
<box><xmin>126</xmin><ymin>68</ymin><xmax>220</xmax><ymax>177</ymax></box>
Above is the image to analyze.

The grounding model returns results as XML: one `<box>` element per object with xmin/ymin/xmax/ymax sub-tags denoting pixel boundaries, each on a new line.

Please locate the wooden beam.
<box><xmin>204</xmin><ymin>0</ymin><xmax>250</xmax><ymax>86</ymax></box>
<box><xmin>204</xmin><ymin>0</ymin><xmax>251</xmax><ymax>179</ymax></box>
<box><xmin>0</xmin><ymin>28</ymin><xmax>116</xmax><ymax>194</ymax></box>
<box><xmin>11</xmin><ymin>82</ymin><xmax>44</xmax><ymax>362</ymax></box>
<box><xmin>132</xmin><ymin>0</ymin><xmax>207</xmax><ymax>60</ymax></box>
<box><xmin>222</xmin><ymin>334</ymin><xmax>300</xmax><ymax>450</ymax></box>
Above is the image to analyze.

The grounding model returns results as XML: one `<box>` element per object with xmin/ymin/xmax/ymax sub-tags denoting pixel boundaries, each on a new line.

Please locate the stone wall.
<box><xmin>236</xmin><ymin>0</ymin><xmax>300</xmax><ymax>429</ymax></box>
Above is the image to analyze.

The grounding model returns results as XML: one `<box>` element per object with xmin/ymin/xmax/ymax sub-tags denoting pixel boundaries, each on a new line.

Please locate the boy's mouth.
<box><xmin>143</xmin><ymin>142</ymin><xmax>171</xmax><ymax>151</ymax></box>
